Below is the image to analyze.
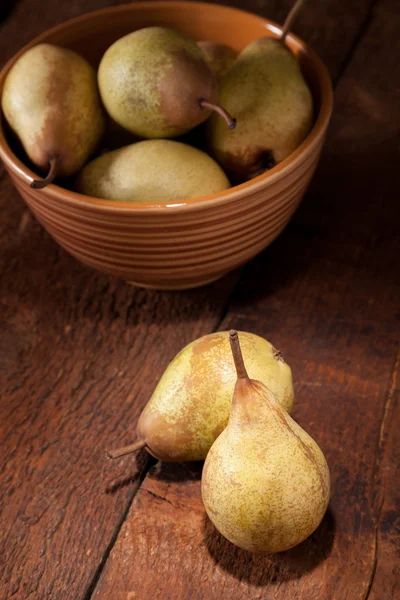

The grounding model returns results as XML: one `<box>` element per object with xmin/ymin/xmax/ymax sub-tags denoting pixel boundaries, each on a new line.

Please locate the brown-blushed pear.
<box><xmin>1</xmin><ymin>43</ymin><xmax>105</xmax><ymax>188</ymax></box>
<box><xmin>98</xmin><ymin>27</ymin><xmax>236</xmax><ymax>139</ymax></box>
<box><xmin>107</xmin><ymin>330</ymin><xmax>294</xmax><ymax>462</ymax></box>
<box><xmin>206</xmin><ymin>0</ymin><xmax>313</xmax><ymax>182</ymax></box>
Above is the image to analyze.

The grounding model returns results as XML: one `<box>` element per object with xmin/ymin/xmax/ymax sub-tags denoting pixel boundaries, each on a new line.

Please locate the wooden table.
<box><xmin>1</xmin><ymin>1</ymin><xmax>399</xmax><ymax>599</ymax></box>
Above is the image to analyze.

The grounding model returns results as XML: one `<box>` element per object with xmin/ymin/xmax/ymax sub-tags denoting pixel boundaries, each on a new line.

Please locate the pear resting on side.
<box><xmin>107</xmin><ymin>330</ymin><xmax>294</xmax><ymax>462</ymax></box>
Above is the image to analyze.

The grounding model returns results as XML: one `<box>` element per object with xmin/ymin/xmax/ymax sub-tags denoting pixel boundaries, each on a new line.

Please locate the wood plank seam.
<box><xmin>362</xmin><ymin>345</ymin><xmax>400</xmax><ymax>600</ymax></box>
<box><xmin>82</xmin><ymin>282</ymin><xmax>240</xmax><ymax>598</ymax></box>
<box><xmin>331</xmin><ymin>0</ymin><xmax>378</xmax><ymax>87</ymax></box>
<box><xmin>82</xmin><ymin>457</ymin><xmax>153</xmax><ymax>600</ymax></box>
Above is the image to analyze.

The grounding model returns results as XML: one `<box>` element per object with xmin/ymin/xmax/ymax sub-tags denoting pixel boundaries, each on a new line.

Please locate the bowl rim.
<box><xmin>0</xmin><ymin>0</ymin><xmax>333</xmax><ymax>213</ymax></box>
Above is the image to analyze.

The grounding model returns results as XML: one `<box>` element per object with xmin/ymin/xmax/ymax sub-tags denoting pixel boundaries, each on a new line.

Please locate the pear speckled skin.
<box><xmin>197</xmin><ymin>41</ymin><xmax>238</xmax><ymax>80</ymax></box>
<box><xmin>207</xmin><ymin>37</ymin><xmax>313</xmax><ymax>183</ymax></box>
<box><xmin>98</xmin><ymin>27</ymin><xmax>218</xmax><ymax>139</ymax></box>
<box><xmin>137</xmin><ymin>331</ymin><xmax>294</xmax><ymax>461</ymax></box>
<box><xmin>1</xmin><ymin>43</ymin><xmax>105</xmax><ymax>178</ymax></box>
<box><xmin>201</xmin><ymin>356</ymin><xmax>330</xmax><ymax>553</ymax></box>
<box><xmin>75</xmin><ymin>140</ymin><xmax>230</xmax><ymax>203</ymax></box>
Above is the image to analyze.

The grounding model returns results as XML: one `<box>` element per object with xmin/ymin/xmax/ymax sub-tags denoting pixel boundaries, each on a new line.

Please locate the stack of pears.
<box><xmin>1</xmin><ymin>0</ymin><xmax>314</xmax><ymax>202</ymax></box>
<box><xmin>108</xmin><ymin>328</ymin><xmax>330</xmax><ymax>554</ymax></box>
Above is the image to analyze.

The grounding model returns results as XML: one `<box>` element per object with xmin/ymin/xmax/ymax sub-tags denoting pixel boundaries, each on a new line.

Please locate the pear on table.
<box><xmin>206</xmin><ymin>0</ymin><xmax>313</xmax><ymax>182</ymax></box>
<box><xmin>201</xmin><ymin>330</ymin><xmax>330</xmax><ymax>553</ymax></box>
<box><xmin>1</xmin><ymin>43</ymin><xmax>105</xmax><ymax>188</ymax></box>
<box><xmin>75</xmin><ymin>139</ymin><xmax>230</xmax><ymax>203</ymax></box>
<box><xmin>107</xmin><ymin>330</ymin><xmax>294</xmax><ymax>462</ymax></box>
<box><xmin>98</xmin><ymin>26</ymin><xmax>236</xmax><ymax>139</ymax></box>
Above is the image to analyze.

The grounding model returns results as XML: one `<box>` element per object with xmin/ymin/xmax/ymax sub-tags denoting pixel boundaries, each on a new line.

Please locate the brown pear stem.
<box><xmin>280</xmin><ymin>0</ymin><xmax>307</xmax><ymax>42</ymax></box>
<box><xmin>199</xmin><ymin>99</ymin><xmax>236</xmax><ymax>129</ymax></box>
<box><xmin>229</xmin><ymin>330</ymin><xmax>249</xmax><ymax>379</ymax></box>
<box><xmin>30</xmin><ymin>156</ymin><xmax>59</xmax><ymax>189</ymax></box>
<box><xmin>106</xmin><ymin>439</ymin><xmax>146</xmax><ymax>460</ymax></box>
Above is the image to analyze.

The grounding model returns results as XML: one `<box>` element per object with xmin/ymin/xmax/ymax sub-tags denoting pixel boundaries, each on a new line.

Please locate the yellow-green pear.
<box><xmin>197</xmin><ymin>41</ymin><xmax>238</xmax><ymax>80</ymax></box>
<box><xmin>207</xmin><ymin>36</ymin><xmax>313</xmax><ymax>183</ymax></box>
<box><xmin>1</xmin><ymin>43</ymin><xmax>105</xmax><ymax>188</ymax></box>
<box><xmin>107</xmin><ymin>330</ymin><xmax>294</xmax><ymax>462</ymax></box>
<box><xmin>75</xmin><ymin>140</ymin><xmax>230</xmax><ymax>203</ymax></box>
<box><xmin>201</xmin><ymin>330</ymin><xmax>330</xmax><ymax>553</ymax></box>
<box><xmin>98</xmin><ymin>27</ymin><xmax>235</xmax><ymax>139</ymax></box>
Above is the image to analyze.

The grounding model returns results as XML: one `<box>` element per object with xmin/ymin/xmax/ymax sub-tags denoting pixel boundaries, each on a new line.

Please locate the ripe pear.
<box><xmin>206</xmin><ymin>0</ymin><xmax>313</xmax><ymax>183</ymax></box>
<box><xmin>98</xmin><ymin>27</ymin><xmax>236</xmax><ymax>139</ymax></box>
<box><xmin>107</xmin><ymin>330</ymin><xmax>294</xmax><ymax>462</ymax></box>
<box><xmin>197</xmin><ymin>41</ymin><xmax>237</xmax><ymax>80</ymax></box>
<box><xmin>1</xmin><ymin>43</ymin><xmax>105</xmax><ymax>188</ymax></box>
<box><xmin>75</xmin><ymin>140</ymin><xmax>230</xmax><ymax>203</ymax></box>
<box><xmin>202</xmin><ymin>330</ymin><xmax>330</xmax><ymax>553</ymax></box>
<box><xmin>207</xmin><ymin>38</ymin><xmax>313</xmax><ymax>183</ymax></box>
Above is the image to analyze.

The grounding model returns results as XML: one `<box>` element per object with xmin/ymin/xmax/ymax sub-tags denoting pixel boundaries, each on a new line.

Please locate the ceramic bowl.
<box><xmin>0</xmin><ymin>1</ymin><xmax>333</xmax><ymax>290</ymax></box>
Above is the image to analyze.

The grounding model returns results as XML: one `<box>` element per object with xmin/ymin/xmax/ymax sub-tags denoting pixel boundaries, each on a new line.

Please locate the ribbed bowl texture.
<box><xmin>0</xmin><ymin>1</ymin><xmax>333</xmax><ymax>289</ymax></box>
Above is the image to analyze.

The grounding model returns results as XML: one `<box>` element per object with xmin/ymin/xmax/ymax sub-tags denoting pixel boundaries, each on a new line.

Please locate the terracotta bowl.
<box><xmin>0</xmin><ymin>1</ymin><xmax>333</xmax><ymax>290</ymax></box>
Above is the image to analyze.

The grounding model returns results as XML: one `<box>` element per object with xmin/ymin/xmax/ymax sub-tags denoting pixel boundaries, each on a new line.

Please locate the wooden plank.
<box><xmin>369</xmin><ymin>347</ymin><xmax>400</xmax><ymax>600</ymax></box>
<box><xmin>91</xmin><ymin>0</ymin><xmax>400</xmax><ymax>598</ymax></box>
<box><xmin>0</xmin><ymin>218</ymin><xmax>238</xmax><ymax>600</ymax></box>
<box><xmin>0</xmin><ymin>1</ymin><xmax>382</xmax><ymax>599</ymax></box>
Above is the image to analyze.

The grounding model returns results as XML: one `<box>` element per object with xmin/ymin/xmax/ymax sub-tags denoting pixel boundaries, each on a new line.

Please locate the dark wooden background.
<box><xmin>1</xmin><ymin>1</ymin><xmax>399</xmax><ymax>599</ymax></box>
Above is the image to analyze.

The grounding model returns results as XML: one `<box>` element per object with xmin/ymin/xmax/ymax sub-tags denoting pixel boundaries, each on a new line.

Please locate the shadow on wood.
<box><xmin>147</xmin><ymin>460</ymin><xmax>203</xmax><ymax>484</ymax></box>
<box><xmin>104</xmin><ymin>449</ymin><xmax>152</xmax><ymax>494</ymax></box>
<box><xmin>203</xmin><ymin>505</ymin><xmax>336</xmax><ymax>585</ymax></box>
<box><xmin>0</xmin><ymin>0</ymin><xmax>20</xmax><ymax>22</ymax></box>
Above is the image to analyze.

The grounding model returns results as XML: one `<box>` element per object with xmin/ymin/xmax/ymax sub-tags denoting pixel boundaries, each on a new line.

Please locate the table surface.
<box><xmin>1</xmin><ymin>1</ymin><xmax>399</xmax><ymax>599</ymax></box>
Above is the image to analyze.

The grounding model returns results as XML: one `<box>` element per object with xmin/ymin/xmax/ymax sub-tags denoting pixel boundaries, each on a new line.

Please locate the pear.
<box><xmin>75</xmin><ymin>140</ymin><xmax>230</xmax><ymax>203</ymax></box>
<box><xmin>107</xmin><ymin>330</ymin><xmax>294</xmax><ymax>462</ymax></box>
<box><xmin>197</xmin><ymin>41</ymin><xmax>237</xmax><ymax>80</ymax></box>
<box><xmin>1</xmin><ymin>43</ymin><xmax>105</xmax><ymax>188</ymax></box>
<box><xmin>206</xmin><ymin>0</ymin><xmax>313</xmax><ymax>183</ymax></box>
<box><xmin>98</xmin><ymin>27</ymin><xmax>236</xmax><ymax>139</ymax></box>
<box><xmin>201</xmin><ymin>330</ymin><xmax>330</xmax><ymax>553</ymax></box>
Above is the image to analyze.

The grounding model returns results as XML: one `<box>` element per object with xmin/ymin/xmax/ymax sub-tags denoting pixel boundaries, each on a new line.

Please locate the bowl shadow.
<box><xmin>203</xmin><ymin>505</ymin><xmax>336</xmax><ymax>585</ymax></box>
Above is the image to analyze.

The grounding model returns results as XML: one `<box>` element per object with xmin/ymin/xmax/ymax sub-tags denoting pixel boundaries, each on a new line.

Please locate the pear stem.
<box><xmin>229</xmin><ymin>330</ymin><xmax>249</xmax><ymax>379</ymax></box>
<box><xmin>280</xmin><ymin>0</ymin><xmax>307</xmax><ymax>42</ymax></box>
<box><xmin>106</xmin><ymin>439</ymin><xmax>146</xmax><ymax>460</ymax></box>
<box><xmin>30</xmin><ymin>156</ymin><xmax>59</xmax><ymax>189</ymax></box>
<box><xmin>199</xmin><ymin>99</ymin><xmax>237</xmax><ymax>129</ymax></box>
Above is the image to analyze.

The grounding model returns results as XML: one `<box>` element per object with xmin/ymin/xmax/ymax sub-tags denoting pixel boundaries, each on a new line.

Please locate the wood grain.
<box><xmin>91</xmin><ymin>0</ymin><xmax>400</xmax><ymax>598</ymax></box>
<box><xmin>0</xmin><ymin>234</ymin><xmax>239</xmax><ymax>600</ymax></box>
<box><xmin>369</xmin><ymin>347</ymin><xmax>400</xmax><ymax>600</ymax></box>
<box><xmin>0</xmin><ymin>1</ymin><xmax>392</xmax><ymax>599</ymax></box>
